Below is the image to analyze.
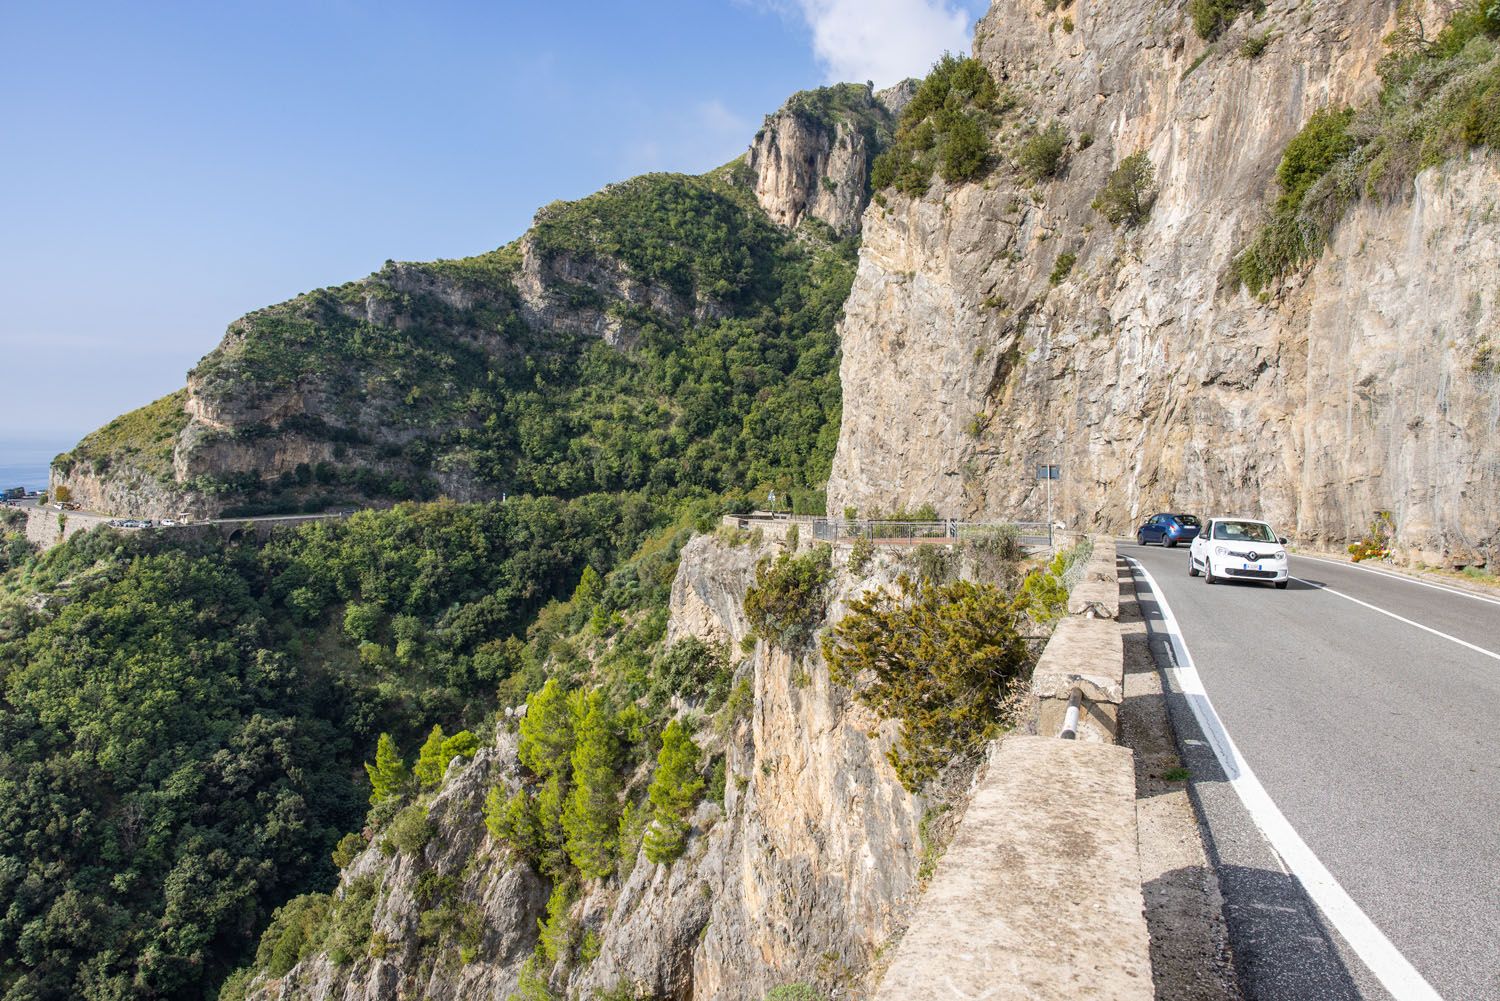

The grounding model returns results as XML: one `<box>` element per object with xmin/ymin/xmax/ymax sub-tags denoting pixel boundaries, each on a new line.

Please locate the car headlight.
<box><xmin>1274</xmin><ymin>550</ymin><xmax>1286</xmax><ymax>560</ymax></box>
<box><xmin>1215</xmin><ymin>546</ymin><xmax>1227</xmax><ymax>556</ymax></box>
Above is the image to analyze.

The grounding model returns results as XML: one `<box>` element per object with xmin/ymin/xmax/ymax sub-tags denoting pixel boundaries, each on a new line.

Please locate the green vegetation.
<box><xmin>1234</xmin><ymin>3</ymin><xmax>1500</xmax><ymax>293</ymax></box>
<box><xmin>643</xmin><ymin>720</ymin><xmax>705</xmax><ymax>864</ymax></box>
<box><xmin>1092</xmin><ymin>152</ymin><xmax>1157</xmax><ymax>227</ymax></box>
<box><xmin>744</xmin><ymin>545</ymin><xmax>835</xmax><ymax>649</ymax></box>
<box><xmin>823</xmin><ymin>542</ymin><xmax>1089</xmax><ymax>790</ymax></box>
<box><xmin>824</xmin><ymin>576</ymin><xmax>1032</xmax><ymax>789</ymax></box>
<box><xmin>1240</xmin><ymin>31</ymin><xmax>1272</xmax><ymax>58</ymax></box>
<box><xmin>52</xmin><ymin>388</ymin><xmax>190</xmax><ymax>481</ymax></box>
<box><xmin>871</xmin><ymin>55</ymin><xmax>1007</xmax><ymax>196</ymax></box>
<box><xmin>1163</xmin><ymin>766</ymin><xmax>1192</xmax><ymax>783</ymax></box>
<box><xmin>1188</xmin><ymin>0</ymin><xmax>1263</xmax><ymax>41</ymax></box>
<box><xmin>1017</xmin><ymin>122</ymin><xmax>1070</xmax><ymax>182</ymax></box>
<box><xmin>0</xmin><ymin>495</ymin><xmax>657</xmax><ymax>1000</ymax></box>
<box><xmin>1049</xmin><ymin>251</ymin><xmax>1078</xmax><ymax>285</ymax></box>
<box><xmin>563</xmin><ymin>691</ymin><xmax>624</xmax><ymax>879</ymax></box>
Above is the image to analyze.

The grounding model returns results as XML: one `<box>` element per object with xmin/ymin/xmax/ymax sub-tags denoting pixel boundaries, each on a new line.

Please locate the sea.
<box><xmin>0</xmin><ymin>438</ymin><xmax>73</xmax><ymax>493</ymax></box>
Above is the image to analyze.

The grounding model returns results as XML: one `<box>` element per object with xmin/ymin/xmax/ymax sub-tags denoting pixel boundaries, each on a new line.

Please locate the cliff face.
<box><xmin>827</xmin><ymin>0</ymin><xmax>1500</xmax><ymax>565</ymax></box>
<box><xmin>748</xmin><ymin>83</ymin><xmax>903</xmax><ymax>235</ymax></box>
<box><xmin>242</xmin><ymin>535</ymin><xmax>935</xmax><ymax>1001</ymax></box>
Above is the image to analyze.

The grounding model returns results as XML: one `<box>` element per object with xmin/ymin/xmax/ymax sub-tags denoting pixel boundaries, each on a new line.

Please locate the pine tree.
<box><xmin>413</xmin><ymin>724</ymin><xmax>448</xmax><ymax>788</ymax></box>
<box><xmin>643</xmin><ymin>720</ymin><xmax>704</xmax><ymax>864</ymax></box>
<box><xmin>519</xmin><ymin>679</ymin><xmax>575</xmax><ymax>779</ymax></box>
<box><xmin>562</xmin><ymin>690</ymin><xmax>622</xmax><ymax>879</ymax></box>
<box><xmin>364</xmin><ymin>733</ymin><xmax>409</xmax><ymax>806</ymax></box>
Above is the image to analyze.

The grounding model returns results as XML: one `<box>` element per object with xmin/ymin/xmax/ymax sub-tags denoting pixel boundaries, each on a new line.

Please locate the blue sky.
<box><xmin>0</xmin><ymin>0</ymin><xmax>986</xmax><ymax>445</ymax></box>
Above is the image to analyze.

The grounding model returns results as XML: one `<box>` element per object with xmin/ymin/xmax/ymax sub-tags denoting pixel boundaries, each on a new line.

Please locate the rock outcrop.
<box><xmin>749</xmin><ymin>84</ymin><xmax>898</xmax><ymax>236</ymax></box>
<box><xmin>242</xmin><ymin>535</ymin><xmax>939</xmax><ymax>1001</ymax></box>
<box><xmin>826</xmin><ymin>0</ymin><xmax>1500</xmax><ymax>565</ymax></box>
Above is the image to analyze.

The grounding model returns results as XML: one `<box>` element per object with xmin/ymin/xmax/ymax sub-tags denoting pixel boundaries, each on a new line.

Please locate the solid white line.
<box><xmin>1128</xmin><ymin>557</ymin><xmax>1446</xmax><ymax>1001</ymax></box>
<box><xmin>1289</xmin><ymin>577</ymin><xmax>1500</xmax><ymax>663</ymax></box>
<box><xmin>1295</xmin><ymin>553</ymin><xmax>1500</xmax><ymax>608</ymax></box>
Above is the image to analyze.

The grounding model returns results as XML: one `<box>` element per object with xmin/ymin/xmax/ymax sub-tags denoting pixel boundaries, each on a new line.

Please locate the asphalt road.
<box><xmin>1125</xmin><ymin>541</ymin><xmax>1500</xmax><ymax>1001</ymax></box>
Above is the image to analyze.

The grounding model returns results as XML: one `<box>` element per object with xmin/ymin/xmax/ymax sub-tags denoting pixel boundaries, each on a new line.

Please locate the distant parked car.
<box><xmin>159</xmin><ymin>519</ymin><xmax>177</xmax><ymax>527</ymax></box>
<box><xmin>1189</xmin><ymin>517</ymin><xmax>1290</xmax><ymax>589</ymax></box>
<box><xmin>1136</xmin><ymin>512</ymin><xmax>1201</xmax><ymax>548</ymax></box>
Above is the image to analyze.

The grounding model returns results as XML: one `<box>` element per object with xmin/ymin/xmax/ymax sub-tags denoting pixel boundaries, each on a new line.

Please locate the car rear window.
<box><xmin>1174</xmin><ymin>515</ymin><xmax>1200</xmax><ymax>526</ymax></box>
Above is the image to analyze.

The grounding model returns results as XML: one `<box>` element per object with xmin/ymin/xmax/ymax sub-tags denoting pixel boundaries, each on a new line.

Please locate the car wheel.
<box><xmin>1166</xmin><ymin>538</ymin><xmax>1178</xmax><ymax>548</ymax></box>
<box><xmin>1204</xmin><ymin>559</ymin><xmax>1218</xmax><ymax>585</ymax></box>
<box><xmin>1275</xmin><ymin>580</ymin><xmax>1289</xmax><ymax>590</ymax></box>
<box><xmin>1137</xmin><ymin>534</ymin><xmax>1146</xmax><ymax>546</ymax></box>
<box><xmin>1188</xmin><ymin>555</ymin><xmax>1199</xmax><ymax>577</ymax></box>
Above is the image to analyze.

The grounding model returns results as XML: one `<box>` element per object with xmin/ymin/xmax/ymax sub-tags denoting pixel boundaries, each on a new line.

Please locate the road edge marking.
<box><xmin>1295</xmin><ymin>553</ymin><xmax>1500</xmax><ymax>608</ymax></box>
<box><xmin>1289</xmin><ymin>576</ymin><xmax>1500</xmax><ymax>663</ymax></box>
<box><xmin>1128</xmin><ymin>557</ymin><xmax>1447</xmax><ymax>1001</ymax></box>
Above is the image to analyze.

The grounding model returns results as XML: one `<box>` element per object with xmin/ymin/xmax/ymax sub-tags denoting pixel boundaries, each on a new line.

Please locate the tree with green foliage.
<box><xmin>871</xmin><ymin>55</ymin><xmax>1006</xmax><ymax>196</ymax></box>
<box><xmin>1188</xmin><ymin>0</ymin><xmax>1263</xmax><ymax>40</ymax></box>
<box><xmin>643</xmin><ymin>720</ymin><xmax>705</xmax><ymax>864</ymax></box>
<box><xmin>1017</xmin><ymin>122</ymin><xmax>1070</xmax><ymax>182</ymax></box>
<box><xmin>411</xmin><ymin>724</ymin><xmax>480</xmax><ymax>789</ymax></box>
<box><xmin>520</xmin><ymin>679</ymin><xmax>577</xmax><ymax>779</ymax></box>
<box><xmin>823</xmin><ymin>577</ymin><xmax>1031</xmax><ymax>790</ymax></box>
<box><xmin>744</xmin><ymin>545</ymin><xmax>834</xmax><ymax>649</ymax></box>
<box><xmin>1092</xmin><ymin>151</ymin><xmax>1157</xmax><ymax>227</ymax></box>
<box><xmin>366</xmin><ymin>733</ymin><xmax>410</xmax><ymax>805</ymax></box>
<box><xmin>563</xmin><ymin>690</ymin><xmax>624</xmax><ymax>879</ymax></box>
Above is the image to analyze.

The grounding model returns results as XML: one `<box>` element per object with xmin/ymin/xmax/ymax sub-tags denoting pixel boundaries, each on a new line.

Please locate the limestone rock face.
<box><xmin>749</xmin><ymin>85</ymin><xmax>897</xmax><ymax>236</ymax></box>
<box><xmin>825</xmin><ymin>0</ymin><xmax>1499</xmax><ymax>564</ymax></box>
<box><xmin>241</xmin><ymin>535</ymin><xmax>933</xmax><ymax>1001</ymax></box>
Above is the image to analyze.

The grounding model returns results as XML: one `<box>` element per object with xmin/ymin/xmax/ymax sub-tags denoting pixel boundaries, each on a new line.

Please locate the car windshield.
<box><xmin>1212</xmin><ymin>520</ymin><xmax>1276</xmax><ymax>543</ymax></box>
<box><xmin>1174</xmin><ymin>514</ymin><xmax>1200</xmax><ymax>526</ymax></box>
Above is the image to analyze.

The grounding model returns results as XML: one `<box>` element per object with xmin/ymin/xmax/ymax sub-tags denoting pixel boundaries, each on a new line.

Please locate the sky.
<box><xmin>0</xmin><ymin>0</ymin><xmax>987</xmax><ymax>447</ymax></box>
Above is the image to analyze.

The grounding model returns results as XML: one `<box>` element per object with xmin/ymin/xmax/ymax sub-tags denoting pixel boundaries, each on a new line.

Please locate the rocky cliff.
<box><xmin>827</xmin><ymin>0</ymin><xmax>1500</xmax><ymax>566</ymax></box>
<box><xmin>749</xmin><ymin>83</ymin><xmax>905</xmax><ymax>235</ymax></box>
<box><xmin>236</xmin><ymin>534</ymin><xmax>947</xmax><ymax>1001</ymax></box>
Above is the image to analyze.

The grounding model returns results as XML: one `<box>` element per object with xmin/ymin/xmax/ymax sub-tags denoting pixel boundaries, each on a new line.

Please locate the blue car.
<box><xmin>1136</xmin><ymin>512</ymin><xmax>1201</xmax><ymax>548</ymax></box>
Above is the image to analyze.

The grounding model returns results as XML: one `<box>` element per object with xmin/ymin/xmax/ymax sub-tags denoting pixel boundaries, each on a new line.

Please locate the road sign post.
<box><xmin>1036</xmin><ymin>463</ymin><xmax>1060</xmax><ymax>547</ymax></box>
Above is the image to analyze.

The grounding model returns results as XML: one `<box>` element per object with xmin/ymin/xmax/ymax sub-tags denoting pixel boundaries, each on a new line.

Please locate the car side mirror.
<box><xmin>1278</xmin><ymin>536</ymin><xmax>1288</xmax><ymax>545</ymax></box>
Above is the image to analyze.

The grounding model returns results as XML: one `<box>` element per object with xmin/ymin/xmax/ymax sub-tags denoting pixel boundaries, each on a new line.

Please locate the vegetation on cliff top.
<box><xmin>1233</xmin><ymin>1</ymin><xmax>1500</xmax><ymax>293</ymax></box>
<box><xmin>870</xmin><ymin>55</ymin><xmax>1008</xmax><ymax>196</ymax></box>
<box><xmin>52</xmin><ymin>388</ymin><xmax>190</xmax><ymax>482</ymax></box>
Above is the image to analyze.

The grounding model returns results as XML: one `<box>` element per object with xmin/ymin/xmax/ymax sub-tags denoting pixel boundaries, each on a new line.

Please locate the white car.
<box><xmin>1189</xmin><ymin>517</ymin><xmax>1290</xmax><ymax>589</ymax></box>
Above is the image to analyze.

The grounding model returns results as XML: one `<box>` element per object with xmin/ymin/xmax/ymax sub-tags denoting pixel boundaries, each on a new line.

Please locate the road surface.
<box><xmin>1125</xmin><ymin>542</ymin><xmax>1500</xmax><ymax>1001</ymax></box>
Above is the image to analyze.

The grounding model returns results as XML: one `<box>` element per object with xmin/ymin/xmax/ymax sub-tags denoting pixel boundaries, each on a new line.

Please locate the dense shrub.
<box><xmin>1188</xmin><ymin>0</ymin><xmax>1263</xmax><ymax>40</ymax></box>
<box><xmin>1017</xmin><ymin>122</ymin><xmax>1070</xmax><ymax>181</ymax></box>
<box><xmin>824</xmin><ymin>577</ymin><xmax>1031</xmax><ymax>790</ymax></box>
<box><xmin>744</xmin><ymin>545</ymin><xmax>835</xmax><ymax>648</ymax></box>
<box><xmin>1049</xmin><ymin>251</ymin><xmax>1078</xmax><ymax>285</ymax></box>
<box><xmin>871</xmin><ymin>55</ymin><xmax>1005</xmax><ymax>196</ymax></box>
<box><xmin>1092</xmin><ymin>151</ymin><xmax>1157</xmax><ymax>227</ymax></box>
<box><xmin>1348</xmin><ymin>511</ymin><xmax>1395</xmax><ymax>562</ymax></box>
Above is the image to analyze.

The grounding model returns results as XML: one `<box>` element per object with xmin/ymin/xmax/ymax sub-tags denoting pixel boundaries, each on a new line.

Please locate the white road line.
<box><xmin>1290</xmin><ymin>577</ymin><xmax>1500</xmax><ymax>663</ymax></box>
<box><xmin>1129</xmin><ymin>557</ymin><xmax>1446</xmax><ymax>1001</ymax></box>
<box><xmin>1295</xmin><ymin>553</ymin><xmax>1500</xmax><ymax>608</ymax></box>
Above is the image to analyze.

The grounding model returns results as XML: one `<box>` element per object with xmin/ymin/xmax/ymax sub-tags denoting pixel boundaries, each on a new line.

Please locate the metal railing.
<box><xmin>729</xmin><ymin>515</ymin><xmax>1052</xmax><ymax>546</ymax></box>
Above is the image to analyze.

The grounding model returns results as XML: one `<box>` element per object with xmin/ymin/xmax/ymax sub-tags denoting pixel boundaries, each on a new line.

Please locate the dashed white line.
<box><xmin>1289</xmin><ymin>576</ymin><xmax>1500</xmax><ymax>664</ymax></box>
<box><xmin>1129</xmin><ymin>557</ymin><xmax>1447</xmax><ymax>1001</ymax></box>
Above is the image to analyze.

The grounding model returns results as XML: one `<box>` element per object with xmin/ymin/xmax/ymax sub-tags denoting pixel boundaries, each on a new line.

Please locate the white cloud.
<box><xmin>788</xmin><ymin>0</ymin><xmax>978</xmax><ymax>87</ymax></box>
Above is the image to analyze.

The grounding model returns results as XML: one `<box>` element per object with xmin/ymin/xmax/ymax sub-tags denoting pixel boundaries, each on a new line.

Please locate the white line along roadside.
<box><xmin>1295</xmin><ymin>553</ymin><xmax>1500</xmax><ymax>609</ymax></box>
<box><xmin>1127</xmin><ymin>557</ymin><xmax>1446</xmax><ymax>1001</ymax></box>
<box><xmin>1289</xmin><ymin>575</ymin><xmax>1500</xmax><ymax>664</ymax></box>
